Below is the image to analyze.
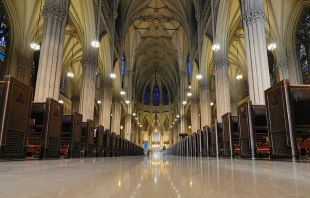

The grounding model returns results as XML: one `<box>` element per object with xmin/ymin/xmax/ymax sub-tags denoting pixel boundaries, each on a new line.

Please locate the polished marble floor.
<box><xmin>0</xmin><ymin>155</ymin><xmax>310</xmax><ymax>198</ymax></box>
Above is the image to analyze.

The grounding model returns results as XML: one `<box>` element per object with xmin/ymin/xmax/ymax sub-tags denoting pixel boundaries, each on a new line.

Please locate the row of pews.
<box><xmin>0</xmin><ymin>76</ymin><xmax>144</xmax><ymax>160</ymax></box>
<box><xmin>164</xmin><ymin>80</ymin><xmax>310</xmax><ymax>161</ymax></box>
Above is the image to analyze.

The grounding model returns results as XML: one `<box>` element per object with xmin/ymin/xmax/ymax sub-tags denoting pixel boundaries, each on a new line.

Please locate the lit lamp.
<box><xmin>187</xmin><ymin>92</ymin><xmax>192</xmax><ymax>97</ymax></box>
<box><xmin>59</xmin><ymin>100</ymin><xmax>64</xmax><ymax>104</ymax></box>
<box><xmin>110</xmin><ymin>73</ymin><xmax>116</xmax><ymax>79</ymax></box>
<box><xmin>120</xmin><ymin>91</ymin><xmax>126</xmax><ymax>95</ymax></box>
<box><xmin>97</xmin><ymin>100</ymin><xmax>101</xmax><ymax>104</ymax></box>
<box><xmin>182</xmin><ymin>101</ymin><xmax>187</xmax><ymax>105</ymax></box>
<box><xmin>236</xmin><ymin>74</ymin><xmax>243</xmax><ymax>80</ymax></box>
<box><xmin>67</xmin><ymin>72</ymin><xmax>74</xmax><ymax>78</ymax></box>
<box><xmin>30</xmin><ymin>42</ymin><xmax>40</xmax><ymax>51</ymax></box>
<box><xmin>210</xmin><ymin>102</ymin><xmax>214</xmax><ymax>106</ymax></box>
<box><xmin>267</xmin><ymin>43</ymin><xmax>277</xmax><ymax>51</ymax></box>
<box><xmin>196</xmin><ymin>74</ymin><xmax>202</xmax><ymax>80</ymax></box>
<box><xmin>212</xmin><ymin>43</ymin><xmax>220</xmax><ymax>51</ymax></box>
<box><xmin>91</xmin><ymin>40</ymin><xmax>100</xmax><ymax>48</ymax></box>
<box><xmin>125</xmin><ymin>100</ymin><xmax>130</xmax><ymax>104</ymax></box>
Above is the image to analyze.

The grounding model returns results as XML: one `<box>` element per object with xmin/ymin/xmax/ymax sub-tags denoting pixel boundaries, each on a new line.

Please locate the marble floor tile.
<box><xmin>0</xmin><ymin>155</ymin><xmax>309</xmax><ymax>198</ymax></box>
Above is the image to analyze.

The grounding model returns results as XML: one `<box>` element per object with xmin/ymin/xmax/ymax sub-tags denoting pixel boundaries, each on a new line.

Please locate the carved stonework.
<box><xmin>199</xmin><ymin>82</ymin><xmax>209</xmax><ymax>90</ymax></box>
<box><xmin>81</xmin><ymin>57</ymin><xmax>97</xmax><ymax>68</ymax></box>
<box><xmin>231</xmin><ymin>97</ymin><xmax>239</xmax><ymax>104</ymax></box>
<box><xmin>195</xmin><ymin>11</ymin><xmax>201</xmax><ymax>21</ymax></box>
<box><xmin>18</xmin><ymin>55</ymin><xmax>32</xmax><ymax>69</ymax></box>
<box><xmin>191</xmin><ymin>97</ymin><xmax>200</xmax><ymax>103</ymax></box>
<box><xmin>112</xmin><ymin>9</ymin><xmax>118</xmax><ymax>20</ymax></box>
<box><xmin>112</xmin><ymin>96</ymin><xmax>121</xmax><ymax>103</ymax></box>
<box><xmin>126</xmin><ymin>70</ymin><xmax>134</xmax><ymax>75</ymax></box>
<box><xmin>43</xmin><ymin>4</ymin><xmax>66</xmax><ymax>21</ymax></box>
<box><xmin>277</xmin><ymin>60</ymin><xmax>288</xmax><ymax>71</ymax></box>
<box><xmin>214</xmin><ymin>58</ymin><xmax>230</xmax><ymax>70</ymax></box>
<box><xmin>243</xmin><ymin>9</ymin><xmax>266</xmax><ymax>25</ymax></box>
<box><xmin>71</xmin><ymin>96</ymin><xmax>80</xmax><ymax>102</ymax></box>
<box><xmin>101</xmin><ymin>81</ymin><xmax>113</xmax><ymax>89</ymax></box>
<box><xmin>203</xmin><ymin>2</ymin><xmax>211</xmax><ymax>21</ymax></box>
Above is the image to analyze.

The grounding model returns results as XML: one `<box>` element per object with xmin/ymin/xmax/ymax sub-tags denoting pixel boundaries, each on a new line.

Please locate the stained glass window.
<box><xmin>297</xmin><ymin>10</ymin><xmax>310</xmax><ymax>84</ymax></box>
<box><xmin>0</xmin><ymin>2</ymin><xmax>9</xmax><ymax>79</ymax></box>
<box><xmin>144</xmin><ymin>86</ymin><xmax>150</xmax><ymax>105</ymax></box>
<box><xmin>153</xmin><ymin>85</ymin><xmax>160</xmax><ymax>106</ymax></box>
<box><xmin>60</xmin><ymin>76</ymin><xmax>66</xmax><ymax>95</ymax></box>
<box><xmin>163</xmin><ymin>86</ymin><xmax>168</xmax><ymax>105</ymax></box>
<box><xmin>121</xmin><ymin>55</ymin><xmax>125</xmax><ymax>76</ymax></box>
<box><xmin>187</xmin><ymin>55</ymin><xmax>191</xmax><ymax>77</ymax></box>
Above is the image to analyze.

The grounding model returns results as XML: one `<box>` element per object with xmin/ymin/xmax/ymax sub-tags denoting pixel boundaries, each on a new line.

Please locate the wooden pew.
<box><xmin>81</xmin><ymin>119</ymin><xmax>95</xmax><ymax>158</ymax></box>
<box><xmin>265</xmin><ymin>80</ymin><xmax>310</xmax><ymax>160</ymax></box>
<box><xmin>238</xmin><ymin>100</ymin><xmax>269</xmax><ymax>159</ymax></box>
<box><xmin>202</xmin><ymin>126</ymin><xmax>211</xmax><ymax>157</ymax></box>
<box><xmin>61</xmin><ymin>111</ymin><xmax>83</xmax><ymax>158</ymax></box>
<box><xmin>103</xmin><ymin>129</ymin><xmax>111</xmax><ymax>157</ymax></box>
<box><xmin>188</xmin><ymin>134</ymin><xmax>192</xmax><ymax>156</ymax></box>
<box><xmin>222</xmin><ymin>112</ymin><xmax>239</xmax><ymax>158</ymax></box>
<box><xmin>116</xmin><ymin>135</ymin><xmax>121</xmax><ymax>157</ymax></box>
<box><xmin>94</xmin><ymin>125</ymin><xmax>104</xmax><ymax>157</ymax></box>
<box><xmin>0</xmin><ymin>76</ymin><xmax>33</xmax><ymax>159</ymax></box>
<box><xmin>197</xmin><ymin>130</ymin><xmax>203</xmax><ymax>157</ymax></box>
<box><xmin>111</xmin><ymin>132</ymin><xmax>117</xmax><ymax>157</ymax></box>
<box><xmin>28</xmin><ymin>98</ymin><xmax>63</xmax><ymax>159</ymax></box>
<box><xmin>211</xmin><ymin>120</ymin><xmax>222</xmax><ymax>157</ymax></box>
<box><xmin>192</xmin><ymin>132</ymin><xmax>197</xmax><ymax>157</ymax></box>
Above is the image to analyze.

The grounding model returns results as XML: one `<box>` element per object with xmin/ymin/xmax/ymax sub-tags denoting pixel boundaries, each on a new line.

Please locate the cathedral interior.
<box><xmin>0</xmin><ymin>0</ymin><xmax>310</xmax><ymax>197</ymax></box>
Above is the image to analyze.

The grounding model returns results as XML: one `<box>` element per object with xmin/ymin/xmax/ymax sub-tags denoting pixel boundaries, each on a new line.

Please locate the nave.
<box><xmin>0</xmin><ymin>155</ymin><xmax>309</xmax><ymax>198</ymax></box>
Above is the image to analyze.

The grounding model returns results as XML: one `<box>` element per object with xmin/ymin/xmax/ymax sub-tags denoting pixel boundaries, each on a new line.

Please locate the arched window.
<box><xmin>144</xmin><ymin>86</ymin><xmax>150</xmax><ymax>105</ymax></box>
<box><xmin>121</xmin><ymin>55</ymin><xmax>125</xmax><ymax>77</ymax></box>
<box><xmin>153</xmin><ymin>85</ymin><xmax>160</xmax><ymax>106</ymax></box>
<box><xmin>187</xmin><ymin>55</ymin><xmax>191</xmax><ymax>77</ymax></box>
<box><xmin>297</xmin><ymin>10</ymin><xmax>310</xmax><ymax>84</ymax></box>
<box><xmin>60</xmin><ymin>76</ymin><xmax>66</xmax><ymax>95</ymax></box>
<box><xmin>163</xmin><ymin>86</ymin><xmax>168</xmax><ymax>105</ymax></box>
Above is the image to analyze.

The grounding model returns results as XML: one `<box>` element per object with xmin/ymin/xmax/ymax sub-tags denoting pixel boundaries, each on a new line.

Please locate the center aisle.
<box><xmin>0</xmin><ymin>155</ymin><xmax>309</xmax><ymax>197</ymax></box>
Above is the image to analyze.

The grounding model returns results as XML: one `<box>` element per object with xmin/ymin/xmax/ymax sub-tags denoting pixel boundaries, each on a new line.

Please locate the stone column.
<box><xmin>230</xmin><ymin>97</ymin><xmax>239</xmax><ymax>115</ymax></box>
<box><xmin>99</xmin><ymin>81</ymin><xmax>112</xmax><ymax>129</ymax></box>
<box><xmin>191</xmin><ymin>97</ymin><xmax>200</xmax><ymax>133</ymax></box>
<box><xmin>79</xmin><ymin>56</ymin><xmax>97</xmax><ymax>121</ymax></box>
<box><xmin>125</xmin><ymin>70</ymin><xmax>134</xmax><ymax>140</ymax></box>
<box><xmin>179</xmin><ymin>71</ymin><xmax>187</xmax><ymax>134</ymax></box>
<box><xmin>200</xmin><ymin>83</ymin><xmax>212</xmax><ymax>127</ymax></box>
<box><xmin>34</xmin><ymin>0</ymin><xmax>69</xmax><ymax>102</ymax></box>
<box><xmin>71</xmin><ymin>96</ymin><xmax>80</xmax><ymax>112</ymax></box>
<box><xmin>214</xmin><ymin>58</ymin><xmax>231</xmax><ymax>122</ymax></box>
<box><xmin>17</xmin><ymin>55</ymin><xmax>32</xmax><ymax>84</ymax></box>
<box><xmin>111</xmin><ymin>96</ymin><xmax>121</xmax><ymax>134</ymax></box>
<box><xmin>241</xmin><ymin>0</ymin><xmax>271</xmax><ymax>104</ymax></box>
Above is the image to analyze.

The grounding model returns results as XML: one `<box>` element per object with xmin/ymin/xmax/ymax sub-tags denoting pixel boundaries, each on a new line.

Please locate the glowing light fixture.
<box><xmin>210</xmin><ymin>102</ymin><xmax>214</xmax><ymax>106</ymax></box>
<box><xmin>212</xmin><ymin>43</ymin><xmax>220</xmax><ymax>51</ymax></box>
<box><xmin>182</xmin><ymin>101</ymin><xmax>187</xmax><ymax>105</ymax></box>
<box><xmin>59</xmin><ymin>100</ymin><xmax>64</xmax><ymax>104</ymax></box>
<box><xmin>125</xmin><ymin>100</ymin><xmax>130</xmax><ymax>104</ymax></box>
<box><xmin>91</xmin><ymin>40</ymin><xmax>100</xmax><ymax>48</ymax></box>
<box><xmin>187</xmin><ymin>92</ymin><xmax>192</xmax><ymax>97</ymax></box>
<box><xmin>110</xmin><ymin>73</ymin><xmax>116</xmax><ymax>79</ymax></box>
<box><xmin>30</xmin><ymin>42</ymin><xmax>40</xmax><ymax>51</ymax></box>
<box><xmin>176</xmin><ymin>115</ymin><xmax>180</xmax><ymax>118</ymax></box>
<box><xmin>97</xmin><ymin>100</ymin><xmax>101</xmax><ymax>104</ymax></box>
<box><xmin>196</xmin><ymin>74</ymin><xmax>202</xmax><ymax>80</ymax></box>
<box><xmin>132</xmin><ymin>113</ymin><xmax>136</xmax><ymax>116</ymax></box>
<box><xmin>67</xmin><ymin>72</ymin><xmax>74</xmax><ymax>78</ymax></box>
<box><xmin>267</xmin><ymin>43</ymin><xmax>277</xmax><ymax>51</ymax></box>
<box><xmin>120</xmin><ymin>91</ymin><xmax>126</xmax><ymax>95</ymax></box>
<box><xmin>236</xmin><ymin>74</ymin><xmax>243</xmax><ymax>80</ymax></box>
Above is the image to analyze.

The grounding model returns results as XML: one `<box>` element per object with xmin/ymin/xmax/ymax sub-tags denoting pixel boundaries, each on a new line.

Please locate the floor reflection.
<box><xmin>0</xmin><ymin>156</ymin><xmax>309</xmax><ymax>197</ymax></box>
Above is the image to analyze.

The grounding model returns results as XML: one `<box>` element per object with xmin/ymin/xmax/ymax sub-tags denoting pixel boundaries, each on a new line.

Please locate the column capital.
<box><xmin>18</xmin><ymin>55</ymin><xmax>32</xmax><ymax>69</ymax></box>
<box><xmin>214</xmin><ymin>58</ymin><xmax>229</xmax><ymax>70</ymax></box>
<box><xmin>101</xmin><ymin>81</ymin><xmax>113</xmax><ymax>89</ymax></box>
<box><xmin>191</xmin><ymin>97</ymin><xmax>200</xmax><ymax>103</ymax></box>
<box><xmin>179</xmin><ymin>71</ymin><xmax>186</xmax><ymax>76</ymax></box>
<box><xmin>199</xmin><ymin>82</ymin><xmax>209</xmax><ymax>90</ymax></box>
<box><xmin>276</xmin><ymin>60</ymin><xmax>288</xmax><ymax>71</ymax></box>
<box><xmin>112</xmin><ymin>9</ymin><xmax>118</xmax><ymax>20</ymax></box>
<box><xmin>71</xmin><ymin>96</ymin><xmax>80</xmax><ymax>102</ymax></box>
<box><xmin>126</xmin><ymin>70</ymin><xmax>134</xmax><ymax>75</ymax></box>
<box><xmin>81</xmin><ymin>56</ymin><xmax>97</xmax><ymax>69</ymax></box>
<box><xmin>243</xmin><ymin>9</ymin><xmax>266</xmax><ymax>25</ymax></box>
<box><xmin>195</xmin><ymin>11</ymin><xmax>201</xmax><ymax>21</ymax></box>
<box><xmin>112</xmin><ymin>96</ymin><xmax>122</xmax><ymax>102</ymax></box>
<box><xmin>43</xmin><ymin>4</ymin><xmax>66</xmax><ymax>21</ymax></box>
<box><xmin>231</xmin><ymin>96</ymin><xmax>239</xmax><ymax>103</ymax></box>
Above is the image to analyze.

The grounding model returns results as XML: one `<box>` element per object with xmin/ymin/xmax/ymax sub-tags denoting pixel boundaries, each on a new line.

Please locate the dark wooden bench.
<box><xmin>81</xmin><ymin>119</ymin><xmax>95</xmax><ymax>157</ymax></box>
<box><xmin>28</xmin><ymin>98</ymin><xmax>63</xmax><ymax>159</ymax></box>
<box><xmin>103</xmin><ymin>129</ymin><xmax>111</xmax><ymax>157</ymax></box>
<box><xmin>211</xmin><ymin>120</ymin><xmax>222</xmax><ymax>157</ymax></box>
<box><xmin>0</xmin><ymin>76</ymin><xmax>33</xmax><ymax>159</ymax></box>
<box><xmin>111</xmin><ymin>132</ymin><xmax>117</xmax><ymax>157</ymax></box>
<box><xmin>196</xmin><ymin>130</ymin><xmax>203</xmax><ymax>157</ymax></box>
<box><xmin>238</xmin><ymin>100</ymin><xmax>269</xmax><ymax>159</ymax></box>
<box><xmin>222</xmin><ymin>112</ymin><xmax>239</xmax><ymax>158</ymax></box>
<box><xmin>115</xmin><ymin>135</ymin><xmax>121</xmax><ymax>156</ymax></box>
<box><xmin>94</xmin><ymin>125</ymin><xmax>104</xmax><ymax>157</ymax></box>
<box><xmin>265</xmin><ymin>80</ymin><xmax>310</xmax><ymax>161</ymax></box>
<box><xmin>202</xmin><ymin>126</ymin><xmax>211</xmax><ymax>157</ymax></box>
<box><xmin>192</xmin><ymin>132</ymin><xmax>197</xmax><ymax>157</ymax></box>
<box><xmin>61</xmin><ymin>111</ymin><xmax>83</xmax><ymax>158</ymax></box>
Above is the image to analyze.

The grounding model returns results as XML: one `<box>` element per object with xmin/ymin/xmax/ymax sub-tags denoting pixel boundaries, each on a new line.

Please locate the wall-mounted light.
<box><xmin>120</xmin><ymin>126</ymin><xmax>123</xmax><ymax>130</ymax></box>
<box><xmin>97</xmin><ymin>100</ymin><xmax>101</xmax><ymax>104</ymax></box>
<box><xmin>236</xmin><ymin>74</ymin><xmax>243</xmax><ymax>80</ymax></box>
<box><xmin>182</xmin><ymin>101</ymin><xmax>187</xmax><ymax>105</ymax></box>
<box><xmin>212</xmin><ymin>43</ymin><xmax>220</xmax><ymax>51</ymax></box>
<box><xmin>91</xmin><ymin>40</ymin><xmax>100</xmax><ymax>48</ymax></box>
<box><xmin>196</xmin><ymin>74</ymin><xmax>202</xmax><ymax>80</ymax></box>
<box><xmin>30</xmin><ymin>42</ymin><xmax>40</xmax><ymax>51</ymax></box>
<box><xmin>67</xmin><ymin>72</ymin><xmax>74</xmax><ymax>78</ymax></box>
<box><xmin>176</xmin><ymin>115</ymin><xmax>180</xmax><ymax>118</ymax></box>
<box><xmin>125</xmin><ymin>100</ymin><xmax>130</xmax><ymax>104</ymax></box>
<box><xmin>188</xmin><ymin>85</ymin><xmax>191</xmax><ymax>89</ymax></box>
<box><xmin>187</xmin><ymin>92</ymin><xmax>192</xmax><ymax>97</ymax></box>
<box><xmin>210</xmin><ymin>102</ymin><xmax>214</xmax><ymax>106</ymax></box>
<box><xmin>59</xmin><ymin>100</ymin><xmax>64</xmax><ymax>104</ymax></box>
<box><xmin>188</xmin><ymin>125</ymin><xmax>191</xmax><ymax>129</ymax></box>
<box><xmin>267</xmin><ymin>43</ymin><xmax>277</xmax><ymax>51</ymax></box>
<box><xmin>120</xmin><ymin>91</ymin><xmax>126</xmax><ymax>95</ymax></box>
<box><xmin>110</xmin><ymin>73</ymin><xmax>116</xmax><ymax>79</ymax></box>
